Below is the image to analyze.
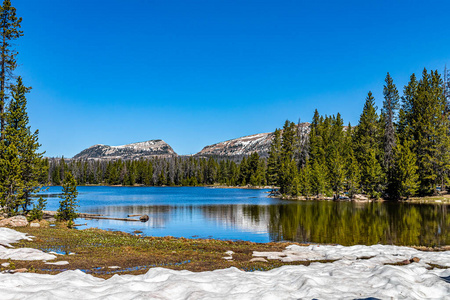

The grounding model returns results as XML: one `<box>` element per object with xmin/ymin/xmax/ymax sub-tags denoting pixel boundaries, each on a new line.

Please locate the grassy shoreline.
<box><xmin>5</xmin><ymin>225</ymin><xmax>316</xmax><ymax>278</ymax></box>
<box><xmin>2</xmin><ymin>225</ymin><xmax>447</xmax><ymax>279</ymax></box>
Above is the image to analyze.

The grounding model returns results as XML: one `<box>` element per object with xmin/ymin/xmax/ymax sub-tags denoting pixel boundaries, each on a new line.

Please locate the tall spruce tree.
<box><xmin>410</xmin><ymin>69</ymin><xmax>449</xmax><ymax>195</ymax></box>
<box><xmin>393</xmin><ymin>138</ymin><xmax>419</xmax><ymax>199</ymax></box>
<box><xmin>0</xmin><ymin>0</ymin><xmax>22</xmax><ymax>140</ymax></box>
<box><xmin>266</xmin><ymin>128</ymin><xmax>281</xmax><ymax>186</ymax></box>
<box><xmin>354</xmin><ymin>91</ymin><xmax>384</xmax><ymax>197</ymax></box>
<box><xmin>381</xmin><ymin>73</ymin><xmax>400</xmax><ymax>198</ymax></box>
<box><xmin>0</xmin><ymin>77</ymin><xmax>44</xmax><ymax>214</ymax></box>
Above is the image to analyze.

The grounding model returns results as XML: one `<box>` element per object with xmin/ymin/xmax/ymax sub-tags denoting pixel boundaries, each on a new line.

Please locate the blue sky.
<box><xmin>13</xmin><ymin>0</ymin><xmax>450</xmax><ymax>157</ymax></box>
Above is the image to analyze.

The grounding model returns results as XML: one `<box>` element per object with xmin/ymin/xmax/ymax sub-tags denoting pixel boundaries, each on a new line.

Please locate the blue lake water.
<box><xmin>40</xmin><ymin>186</ymin><xmax>450</xmax><ymax>246</ymax></box>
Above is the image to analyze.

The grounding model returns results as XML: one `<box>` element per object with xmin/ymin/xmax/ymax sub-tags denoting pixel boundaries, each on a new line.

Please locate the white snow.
<box><xmin>254</xmin><ymin>244</ymin><xmax>450</xmax><ymax>266</ymax></box>
<box><xmin>0</xmin><ymin>228</ymin><xmax>57</xmax><ymax>261</ymax></box>
<box><xmin>1</xmin><ymin>227</ymin><xmax>449</xmax><ymax>299</ymax></box>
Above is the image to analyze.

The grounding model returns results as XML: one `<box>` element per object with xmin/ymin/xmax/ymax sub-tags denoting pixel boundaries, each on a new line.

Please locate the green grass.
<box><xmin>5</xmin><ymin>225</ymin><xmax>334</xmax><ymax>278</ymax></box>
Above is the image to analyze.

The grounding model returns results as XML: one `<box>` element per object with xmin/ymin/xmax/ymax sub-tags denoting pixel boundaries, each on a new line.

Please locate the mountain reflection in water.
<box><xmin>41</xmin><ymin>186</ymin><xmax>449</xmax><ymax>246</ymax></box>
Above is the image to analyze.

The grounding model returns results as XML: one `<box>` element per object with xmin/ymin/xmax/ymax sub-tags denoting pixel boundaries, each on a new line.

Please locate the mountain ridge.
<box><xmin>72</xmin><ymin>123</ymin><xmax>311</xmax><ymax>160</ymax></box>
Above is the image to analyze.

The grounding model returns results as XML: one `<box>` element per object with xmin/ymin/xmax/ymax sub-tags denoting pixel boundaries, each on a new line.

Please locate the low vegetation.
<box><xmin>5</xmin><ymin>225</ymin><xmax>332</xmax><ymax>279</ymax></box>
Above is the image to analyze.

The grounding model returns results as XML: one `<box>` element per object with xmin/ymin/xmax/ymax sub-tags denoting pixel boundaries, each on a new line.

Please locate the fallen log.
<box><xmin>81</xmin><ymin>216</ymin><xmax>141</xmax><ymax>222</ymax></box>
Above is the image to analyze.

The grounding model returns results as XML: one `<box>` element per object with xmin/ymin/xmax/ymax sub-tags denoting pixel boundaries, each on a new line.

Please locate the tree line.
<box><xmin>268</xmin><ymin>69</ymin><xmax>449</xmax><ymax>200</ymax></box>
<box><xmin>45</xmin><ymin>153</ymin><xmax>267</xmax><ymax>188</ymax></box>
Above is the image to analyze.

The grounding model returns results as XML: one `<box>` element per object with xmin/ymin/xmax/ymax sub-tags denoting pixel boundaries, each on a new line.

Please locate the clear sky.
<box><xmin>13</xmin><ymin>0</ymin><xmax>450</xmax><ymax>157</ymax></box>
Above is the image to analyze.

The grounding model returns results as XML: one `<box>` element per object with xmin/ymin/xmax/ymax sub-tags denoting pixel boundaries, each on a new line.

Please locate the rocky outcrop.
<box><xmin>73</xmin><ymin>140</ymin><xmax>177</xmax><ymax>160</ymax></box>
<box><xmin>0</xmin><ymin>216</ymin><xmax>28</xmax><ymax>227</ymax></box>
<box><xmin>195</xmin><ymin>132</ymin><xmax>274</xmax><ymax>159</ymax></box>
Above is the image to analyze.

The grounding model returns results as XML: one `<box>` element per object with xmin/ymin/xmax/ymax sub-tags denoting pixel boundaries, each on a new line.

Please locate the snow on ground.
<box><xmin>254</xmin><ymin>244</ymin><xmax>450</xmax><ymax>266</ymax></box>
<box><xmin>0</xmin><ymin>228</ymin><xmax>449</xmax><ymax>299</ymax></box>
<box><xmin>0</xmin><ymin>228</ymin><xmax>56</xmax><ymax>261</ymax></box>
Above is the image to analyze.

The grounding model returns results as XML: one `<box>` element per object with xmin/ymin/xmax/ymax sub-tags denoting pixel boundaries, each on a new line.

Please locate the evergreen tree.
<box><xmin>57</xmin><ymin>171</ymin><xmax>78</xmax><ymax>222</ymax></box>
<box><xmin>354</xmin><ymin>91</ymin><xmax>383</xmax><ymax>197</ymax></box>
<box><xmin>381</xmin><ymin>73</ymin><xmax>400</xmax><ymax>198</ymax></box>
<box><xmin>0</xmin><ymin>0</ymin><xmax>22</xmax><ymax>140</ymax></box>
<box><xmin>393</xmin><ymin>139</ymin><xmax>418</xmax><ymax>199</ymax></box>
<box><xmin>266</xmin><ymin>128</ymin><xmax>281</xmax><ymax>186</ymax></box>
<box><xmin>409</xmin><ymin>69</ymin><xmax>449</xmax><ymax>194</ymax></box>
<box><xmin>0</xmin><ymin>142</ymin><xmax>22</xmax><ymax>215</ymax></box>
<box><xmin>6</xmin><ymin>77</ymin><xmax>44</xmax><ymax>210</ymax></box>
<box><xmin>0</xmin><ymin>77</ymin><xmax>44</xmax><ymax>214</ymax></box>
<box><xmin>398</xmin><ymin>74</ymin><xmax>418</xmax><ymax>143</ymax></box>
<box><xmin>327</xmin><ymin>113</ymin><xmax>345</xmax><ymax>198</ymax></box>
<box><xmin>382</xmin><ymin>74</ymin><xmax>399</xmax><ymax>168</ymax></box>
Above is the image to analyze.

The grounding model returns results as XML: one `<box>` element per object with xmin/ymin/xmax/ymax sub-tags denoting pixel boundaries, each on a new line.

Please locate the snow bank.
<box><xmin>0</xmin><ymin>263</ymin><xmax>449</xmax><ymax>299</ymax></box>
<box><xmin>254</xmin><ymin>244</ymin><xmax>450</xmax><ymax>266</ymax></box>
<box><xmin>0</xmin><ymin>227</ymin><xmax>449</xmax><ymax>299</ymax></box>
<box><xmin>0</xmin><ymin>228</ymin><xmax>56</xmax><ymax>261</ymax></box>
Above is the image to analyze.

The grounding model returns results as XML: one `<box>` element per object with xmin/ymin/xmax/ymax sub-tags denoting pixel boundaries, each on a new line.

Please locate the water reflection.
<box><xmin>41</xmin><ymin>187</ymin><xmax>449</xmax><ymax>246</ymax></box>
<box><xmin>81</xmin><ymin>202</ymin><xmax>449</xmax><ymax>246</ymax></box>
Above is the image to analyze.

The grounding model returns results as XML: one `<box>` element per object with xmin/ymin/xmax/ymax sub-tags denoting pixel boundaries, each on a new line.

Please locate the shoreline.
<box><xmin>44</xmin><ymin>184</ymin><xmax>450</xmax><ymax>204</ymax></box>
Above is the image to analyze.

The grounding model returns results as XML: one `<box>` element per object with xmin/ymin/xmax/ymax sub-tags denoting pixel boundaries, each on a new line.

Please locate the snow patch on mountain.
<box><xmin>73</xmin><ymin>140</ymin><xmax>177</xmax><ymax>160</ymax></box>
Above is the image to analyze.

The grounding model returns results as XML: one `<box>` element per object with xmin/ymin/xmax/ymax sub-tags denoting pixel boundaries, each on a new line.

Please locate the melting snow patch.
<box><xmin>0</xmin><ymin>227</ymin><xmax>57</xmax><ymax>261</ymax></box>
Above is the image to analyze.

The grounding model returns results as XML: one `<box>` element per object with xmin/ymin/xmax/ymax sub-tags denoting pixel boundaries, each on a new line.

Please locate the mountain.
<box><xmin>194</xmin><ymin>123</ymin><xmax>310</xmax><ymax>159</ymax></box>
<box><xmin>72</xmin><ymin>123</ymin><xmax>312</xmax><ymax>160</ymax></box>
<box><xmin>194</xmin><ymin>132</ymin><xmax>274</xmax><ymax>159</ymax></box>
<box><xmin>73</xmin><ymin>140</ymin><xmax>176</xmax><ymax>160</ymax></box>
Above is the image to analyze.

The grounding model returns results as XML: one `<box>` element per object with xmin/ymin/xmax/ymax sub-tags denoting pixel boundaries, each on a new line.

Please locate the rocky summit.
<box><xmin>73</xmin><ymin>140</ymin><xmax>177</xmax><ymax>160</ymax></box>
<box><xmin>194</xmin><ymin>123</ymin><xmax>310</xmax><ymax>159</ymax></box>
<box><xmin>195</xmin><ymin>132</ymin><xmax>274</xmax><ymax>159</ymax></box>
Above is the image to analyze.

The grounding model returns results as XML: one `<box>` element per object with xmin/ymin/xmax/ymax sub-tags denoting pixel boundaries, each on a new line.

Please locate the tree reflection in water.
<box><xmin>263</xmin><ymin>202</ymin><xmax>448</xmax><ymax>246</ymax></box>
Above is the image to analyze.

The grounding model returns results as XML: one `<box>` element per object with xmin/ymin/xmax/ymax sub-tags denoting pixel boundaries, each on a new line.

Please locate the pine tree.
<box><xmin>354</xmin><ymin>91</ymin><xmax>383</xmax><ymax>197</ymax></box>
<box><xmin>0</xmin><ymin>142</ymin><xmax>23</xmax><ymax>215</ymax></box>
<box><xmin>0</xmin><ymin>0</ymin><xmax>22</xmax><ymax>140</ymax></box>
<box><xmin>57</xmin><ymin>171</ymin><xmax>78</xmax><ymax>222</ymax></box>
<box><xmin>327</xmin><ymin>113</ymin><xmax>345</xmax><ymax>198</ymax></box>
<box><xmin>398</xmin><ymin>74</ymin><xmax>418</xmax><ymax>143</ymax></box>
<box><xmin>382</xmin><ymin>73</ymin><xmax>400</xmax><ymax>198</ymax></box>
<box><xmin>409</xmin><ymin>69</ymin><xmax>449</xmax><ymax>195</ymax></box>
<box><xmin>266</xmin><ymin>128</ymin><xmax>281</xmax><ymax>186</ymax></box>
<box><xmin>0</xmin><ymin>77</ymin><xmax>44</xmax><ymax>214</ymax></box>
<box><xmin>393</xmin><ymin>139</ymin><xmax>419</xmax><ymax>199</ymax></box>
<box><xmin>6</xmin><ymin>77</ymin><xmax>44</xmax><ymax>210</ymax></box>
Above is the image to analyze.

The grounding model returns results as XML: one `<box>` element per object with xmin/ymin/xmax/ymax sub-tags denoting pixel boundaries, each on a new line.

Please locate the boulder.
<box><xmin>410</xmin><ymin>257</ymin><xmax>420</xmax><ymax>263</ymax></box>
<box><xmin>139</xmin><ymin>215</ymin><xmax>149</xmax><ymax>222</ymax></box>
<box><xmin>0</xmin><ymin>215</ymin><xmax>28</xmax><ymax>227</ymax></box>
<box><xmin>30</xmin><ymin>222</ymin><xmax>40</xmax><ymax>228</ymax></box>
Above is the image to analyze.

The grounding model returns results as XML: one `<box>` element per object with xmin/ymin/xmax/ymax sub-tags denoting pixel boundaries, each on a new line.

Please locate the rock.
<box><xmin>45</xmin><ymin>261</ymin><xmax>69</xmax><ymax>265</ymax></box>
<box><xmin>401</xmin><ymin>259</ymin><xmax>411</xmax><ymax>265</ymax></box>
<box><xmin>30</xmin><ymin>222</ymin><xmax>40</xmax><ymax>228</ymax></box>
<box><xmin>108</xmin><ymin>266</ymin><xmax>120</xmax><ymax>269</ymax></box>
<box><xmin>410</xmin><ymin>257</ymin><xmax>420</xmax><ymax>263</ymax></box>
<box><xmin>250</xmin><ymin>258</ymin><xmax>268</xmax><ymax>263</ymax></box>
<box><xmin>0</xmin><ymin>216</ymin><xmax>28</xmax><ymax>227</ymax></box>
<box><xmin>139</xmin><ymin>215</ymin><xmax>149</xmax><ymax>222</ymax></box>
<box><xmin>354</xmin><ymin>194</ymin><xmax>369</xmax><ymax>201</ymax></box>
<box><xmin>1</xmin><ymin>262</ymin><xmax>10</xmax><ymax>267</ymax></box>
<box><xmin>14</xmin><ymin>268</ymin><xmax>27</xmax><ymax>273</ymax></box>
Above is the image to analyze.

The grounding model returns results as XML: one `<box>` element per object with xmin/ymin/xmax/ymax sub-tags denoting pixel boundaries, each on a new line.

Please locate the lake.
<box><xmin>40</xmin><ymin>186</ymin><xmax>449</xmax><ymax>246</ymax></box>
